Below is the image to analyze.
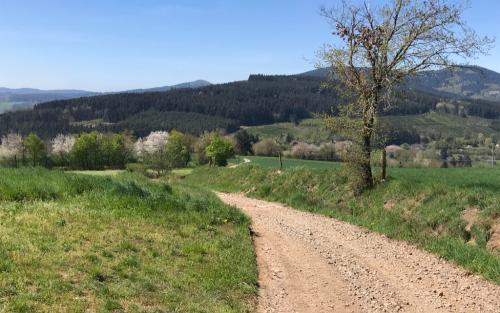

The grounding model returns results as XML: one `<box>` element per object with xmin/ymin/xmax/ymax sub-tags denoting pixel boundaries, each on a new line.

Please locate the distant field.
<box><xmin>0</xmin><ymin>168</ymin><xmax>257</xmax><ymax>312</ymax></box>
<box><xmin>68</xmin><ymin>169</ymin><xmax>125</xmax><ymax>176</ymax></box>
<box><xmin>244</xmin><ymin>155</ymin><xmax>341</xmax><ymax>170</ymax></box>
<box><xmin>0</xmin><ymin>102</ymin><xmax>14</xmax><ymax>113</ymax></box>
<box><xmin>172</xmin><ymin>168</ymin><xmax>194</xmax><ymax>176</ymax></box>
<box><xmin>237</xmin><ymin>155</ymin><xmax>500</xmax><ymax>170</ymax></box>
<box><xmin>245</xmin><ymin>119</ymin><xmax>335</xmax><ymax>144</ymax></box>
<box><xmin>382</xmin><ymin>112</ymin><xmax>500</xmax><ymax>138</ymax></box>
<box><xmin>246</xmin><ymin>112</ymin><xmax>500</xmax><ymax>143</ymax></box>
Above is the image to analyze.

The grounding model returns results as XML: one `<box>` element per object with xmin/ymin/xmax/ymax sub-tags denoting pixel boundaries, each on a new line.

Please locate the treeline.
<box><xmin>114</xmin><ymin>111</ymin><xmax>239</xmax><ymax>137</ymax></box>
<box><xmin>0</xmin><ymin>129</ymin><xmax>237</xmax><ymax>173</ymax></box>
<box><xmin>0</xmin><ymin>132</ymin><xmax>133</xmax><ymax>170</ymax></box>
<box><xmin>1</xmin><ymin>74</ymin><xmax>499</xmax><ymax>139</ymax></box>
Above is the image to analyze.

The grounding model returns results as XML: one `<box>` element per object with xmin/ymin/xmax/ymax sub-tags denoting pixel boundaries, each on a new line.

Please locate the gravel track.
<box><xmin>216</xmin><ymin>192</ymin><xmax>500</xmax><ymax>313</ymax></box>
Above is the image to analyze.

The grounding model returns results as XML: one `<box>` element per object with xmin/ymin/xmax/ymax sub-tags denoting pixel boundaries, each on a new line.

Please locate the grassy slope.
<box><xmin>382</xmin><ymin>112</ymin><xmax>500</xmax><ymax>138</ymax></box>
<box><xmin>0</xmin><ymin>168</ymin><xmax>257</xmax><ymax>313</ymax></box>
<box><xmin>186</xmin><ymin>164</ymin><xmax>500</xmax><ymax>284</ymax></box>
<box><xmin>246</xmin><ymin>113</ymin><xmax>500</xmax><ymax>143</ymax></box>
<box><xmin>245</xmin><ymin>119</ymin><xmax>334</xmax><ymax>144</ymax></box>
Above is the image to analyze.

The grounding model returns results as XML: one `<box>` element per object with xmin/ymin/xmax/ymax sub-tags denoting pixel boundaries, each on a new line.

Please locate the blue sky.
<box><xmin>0</xmin><ymin>0</ymin><xmax>498</xmax><ymax>91</ymax></box>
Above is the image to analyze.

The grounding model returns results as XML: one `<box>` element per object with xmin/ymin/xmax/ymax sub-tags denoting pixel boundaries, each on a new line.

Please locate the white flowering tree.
<box><xmin>0</xmin><ymin>133</ymin><xmax>24</xmax><ymax>166</ymax></box>
<box><xmin>135</xmin><ymin>131</ymin><xmax>170</xmax><ymax>175</ymax></box>
<box><xmin>51</xmin><ymin>134</ymin><xmax>76</xmax><ymax>166</ymax></box>
<box><xmin>134</xmin><ymin>131</ymin><xmax>169</xmax><ymax>157</ymax></box>
<box><xmin>52</xmin><ymin>134</ymin><xmax>75</xmax><ymax>156</ymax></box>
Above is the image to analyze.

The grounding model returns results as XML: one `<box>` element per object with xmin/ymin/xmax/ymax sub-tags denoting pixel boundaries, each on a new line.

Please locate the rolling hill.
<box><xmin>0</xmin><ymin>88</ymin><xmax>98</xmax><ymax>113</ymax></box>
<box><xmin>1</xmin><ymin>67</ymin><xmax>500</xmax><ymax>140</ymax></box>
<box><xmin>0</xmin><ymin>80</ymin><xmax>212</xmax><ymax>114</ymax></box>
<box><xmin>302</xmin><ymin>66</ymin><xmax>500</xmax><ymax>102</ymax></box>
<box><xmin>123</xmin><ymin>80</ymin><xmax>211</xmax><ymax>93</ymax></box>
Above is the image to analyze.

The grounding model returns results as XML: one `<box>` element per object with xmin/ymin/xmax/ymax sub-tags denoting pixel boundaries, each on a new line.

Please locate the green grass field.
<box><xmin>0</xmin><ymin>168</ymin><xmax>257</xmax><ymax>312</ymax></box>
<box><xmin>243</xmin><ymin>155</ymin><xmax>341</xmax><ymax>170</ymax></box>
<box><xmin>186</xmin><ymin>164</ymin><xmax>500</xmax><ymax>284</ymax></box>
<box><xmin>245</xmin><ymin>119</ymin><xmax>334</xmax><ymax>144</ymax></box>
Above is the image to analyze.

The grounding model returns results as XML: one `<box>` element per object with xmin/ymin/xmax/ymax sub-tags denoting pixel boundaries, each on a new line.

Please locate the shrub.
<box><xmin>318</xmin><ymin>142</ymin><xmax>338</xmax><ymax>161</ymax></box>
<box><xmin>165</xmin><ymin>131</ymin><xmax>190</xmax><ymax>169</ymax></box>
<box><xmin>24</xmin><ymin>133</ymin><xmax>47</xmax><ymax>166</ymax></box>
<box><xmin>233</xmin><ymin>129</ymin><xmax>258</xmax><ymax>155</ymax></box>
<box><xmin>252</xmin><ymin>139</ymin><xmax>282</xmax><ymax>157</ymax></box>
<box><xmin>70</xmin><ymin>132</ymin><xmax>132</xmax><ymax>170</ymax></box>
<box><xmin>289</xmin><ymin>142</ymin><xmax>320</xmax><ymax>160</ymax></box>
<box><xmin>205</xmin><ymin>134</ymin><xmax>235</xmax><ymax>166</ymax></box>
<box><xmin>195</xmin><ymin>132</ymin><xmax>212</xmax><ymax>165</ymax></box>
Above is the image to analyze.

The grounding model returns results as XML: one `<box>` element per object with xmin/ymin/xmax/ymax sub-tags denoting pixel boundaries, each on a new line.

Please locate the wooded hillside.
<box><xmin>1</xmin><ymin>74</ymin><xmax>500</xmax><ymax>138</ymax></box>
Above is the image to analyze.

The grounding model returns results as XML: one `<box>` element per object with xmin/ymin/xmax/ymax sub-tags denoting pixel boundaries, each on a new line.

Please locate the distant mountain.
<box><xmin>0</xmin><ymin>88</ymin><xmax>98</xmax><ymax>113</ymax></box>
<box><xmin>300</xmin><ymin>66</ymin><xmax>500</xmax><ymax>102</ymax></box>
<box><xmin>409</xmin><ymin>67</ymin><xmax>500</xmax><ymax>102</ymax></box>
<box><xmin>0</xmin><ymin>87</ymin><xmax>95</xmax><ymax>96</ymax></box>
<box><xmin>0</xmin><ymin>80</ymin><xmax>211</xmax><ymax>113</ymax></box>
<box><xmin>299</xmin><ymin>68</ymin><xmax>330</xmax><ymax>78</ymax></box>
<box><xmin>123</xmin><ymin>80</ymin><xmax>211</xmax><ymax>93</ymax></box>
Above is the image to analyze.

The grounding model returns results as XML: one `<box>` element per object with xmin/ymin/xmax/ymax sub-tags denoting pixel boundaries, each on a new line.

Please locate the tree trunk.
<box><xmin>361</xmin><ymin>133</ymin><xmax>374</xmax><ymax>188</ymax></box>
<box><xmin>279</xmin><ymin>152</ymin><xmax>283</xmax><ymax>170</ymax></box>
<box><xmin>493</xmin><ymin>147</ymin><xmax>496</xmax><ymax>168</ymax></box>
<box><xmin>359</xmin><ymin>91</ymin><xmax>377</xmax><ymax>189</ymax></box>
<box><xmin>381</xmin><ymin>148</ymin><xmax>387</xmax><ymax>181</ymax></box>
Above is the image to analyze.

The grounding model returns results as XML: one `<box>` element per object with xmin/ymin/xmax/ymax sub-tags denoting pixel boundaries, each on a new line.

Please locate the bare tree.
<box><xmin>319</xmin><ymin>0</ymin><xmax>493</xmax><ymax>190</ymax></box>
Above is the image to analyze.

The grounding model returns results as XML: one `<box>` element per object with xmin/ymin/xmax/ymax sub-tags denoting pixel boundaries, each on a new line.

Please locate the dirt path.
<box><xmin>229</xmin><ymin>158</ymin><xmax>251</xmax><ymax>169</ymax></box>
<box><xmin>216</xmin><ymin>192</ymin><xmax>500</xmax><ymax>313</ymax></box>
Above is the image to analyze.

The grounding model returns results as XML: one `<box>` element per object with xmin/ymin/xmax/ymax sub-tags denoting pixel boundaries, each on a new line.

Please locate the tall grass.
<box><xmin>0</xmin><ymin>168</ymin><xmax>257</xmax><ymax>312</ymax></box>
<box><xmin>187</xmin><ymin>165</ymin><xmax>500</xmax><ymax>284</ymax></box>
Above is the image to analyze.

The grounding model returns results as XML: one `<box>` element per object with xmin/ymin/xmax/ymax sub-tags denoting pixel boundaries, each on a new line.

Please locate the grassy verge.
<box><xmin>186</xmin><ymin>165</ymin><xmax>500</xmax><ymax>284</ymax></box>
<box><xmin>0</xmin><ymin>168</ymin><xmax>257</xmax><ymax>312</ymax></box>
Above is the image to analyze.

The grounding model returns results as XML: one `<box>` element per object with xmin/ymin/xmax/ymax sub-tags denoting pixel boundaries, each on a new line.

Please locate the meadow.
<box><xmin>0</xmin><ymin>168</ymin><xmax>257</xmax><ymax>313</ymax></box>
<box><xmin>233</xmin><ymin>155</ymin><xmax>341</xmax><ymax>170</ymax></box>
<box><xmin>186</xmin><ymin>164</ymin><xmax>500</xmax><ymax>284</ymax></box>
